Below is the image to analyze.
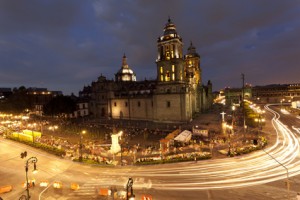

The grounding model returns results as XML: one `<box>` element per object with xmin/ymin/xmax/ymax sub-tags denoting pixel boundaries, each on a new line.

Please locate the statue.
<box><xmin>110</xmin><ymin>130</ymin><xmax>123</xmax><ymax>154</ymax></box>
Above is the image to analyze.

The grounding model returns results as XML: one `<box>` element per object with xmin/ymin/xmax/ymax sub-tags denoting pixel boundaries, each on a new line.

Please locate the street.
<box><xmin>1</xmin><ymin>104</ymin><xmax>300</xmax><ymax>200</ymax></box>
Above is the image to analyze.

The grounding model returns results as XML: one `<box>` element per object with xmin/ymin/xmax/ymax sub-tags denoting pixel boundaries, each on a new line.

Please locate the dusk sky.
<box><xmin>1</xmin><ymin>0</ymin><xmax>300</xmax><ymax>95</ymax></box>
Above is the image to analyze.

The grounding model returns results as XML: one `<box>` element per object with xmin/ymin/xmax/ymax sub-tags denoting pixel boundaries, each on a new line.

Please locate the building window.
<box><xmin>172</xmin><ymin>65</ymin><xmax>175</xmax><ymax>72</ymax></box>
<box><xmin>138</xmin><ymin>101</ymin><xmax>141</xmax><ymax>107</ymax></box>
<box><xmin>160</xmin><ymin>75</ymin><xmax>164</xmax><ymax>81</ymax></box>
<box><xmin>166</xmin><ymin>52</ymin><xmax>170</xmax><ymax>60</ymax></box>
<box><xmin>180</xmin><ymin>70</ymin><xmax>183</xmax><ymax>80</ymax></box>
<box><xmin>166</xmin><ymin>101</ymin><xmax>171</xmax><ymax>108</ymax></box>
<box><xmin>172</xmin><ymin>73</ymin><xmax>175</xmax><ymax>81</ymax></box>
<box><xmin>165</xmin><ymin>71</ymin><xmax>170</xmax><ymax>81</ymax></box>
<box><xmin>160</xmin><ymin>66</ymin><xmax>163</xmax><ymax>73</ymax></box>
<box><xmin>125</xmin><ymin>102</ymin><xmax>128</xmax><ymax>107</ymax></box>
<box><xmin>114</xmin><ymin>102</ymin><xmax>117</xmax><ymax>107</ymax></box>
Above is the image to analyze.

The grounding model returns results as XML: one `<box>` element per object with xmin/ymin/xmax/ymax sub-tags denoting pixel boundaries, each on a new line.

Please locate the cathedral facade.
<box><xmin>89</xmin><ymin>18</ymin><xmax>213</xmax><ymax>123</ymax></box>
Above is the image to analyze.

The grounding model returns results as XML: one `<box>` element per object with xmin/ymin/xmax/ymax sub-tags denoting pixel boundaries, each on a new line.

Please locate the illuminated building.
<box><xmin>89</xmin><ymin>18</ymin><xmax>213</xmax><ymax>123</ymax></box>
<box><xmin>224</xmin><ymin>84</ymin><xmax>300</xmax><ymax>105</ymax></box>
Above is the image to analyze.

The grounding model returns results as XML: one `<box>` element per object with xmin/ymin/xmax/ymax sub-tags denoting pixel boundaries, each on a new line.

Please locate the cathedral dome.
<box><xmin>115</xmin><ymin>54</ymin><xmax>136</xmax><ymax>82</ymax></box>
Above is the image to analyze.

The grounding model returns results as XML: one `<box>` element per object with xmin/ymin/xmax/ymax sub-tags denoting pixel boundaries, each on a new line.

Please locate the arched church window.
<box><xmin>165</xmin><ymin>71</ymin><xmax>170</xmax><ymax>81</ymax></box>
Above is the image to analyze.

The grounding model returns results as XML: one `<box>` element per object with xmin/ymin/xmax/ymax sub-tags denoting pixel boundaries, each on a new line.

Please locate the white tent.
<box><xmin>174</xmin><ymin>130</ymin><xmax>192</xmax><ymax>143</ymax></box>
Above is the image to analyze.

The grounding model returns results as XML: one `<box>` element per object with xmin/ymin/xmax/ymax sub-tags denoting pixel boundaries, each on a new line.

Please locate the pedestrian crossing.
<box><xmin>44</xmin><ymin>177</ymin><xmax>152</xmax><ymax>200</ymax></box>
<box><xmin>64</xmin><ymin>177</ymin><xmax>127</xmax><ymax>200</ymax></box>
<box><xmin>66</xmin><ymin>182</ymin><xmax>99</xmax><ymax>200</ymax></box>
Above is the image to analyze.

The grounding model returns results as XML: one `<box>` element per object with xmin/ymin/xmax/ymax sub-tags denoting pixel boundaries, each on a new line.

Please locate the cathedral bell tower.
<box><xmin>156</xmin><ymin>17</ymin><xmax>185</xmax><ymax>83</ymax></box>
<box><xmin>185</xmin><ymin>41</ymin><xmax>201</xmax><ymax>87</ymax></box>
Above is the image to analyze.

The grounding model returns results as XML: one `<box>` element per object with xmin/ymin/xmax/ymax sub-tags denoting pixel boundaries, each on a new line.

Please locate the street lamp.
<box><xmin>126</xmin><ymin>177</ymin><xmax>135</xmax><ymax>200</ymax></box>
<box><xmin>263</xmin><ymin>149</ymin><xmax>290</xmax><ymax>200</ymax></box>
<box><xmin>231</xmin><ymin>105</ymin><xmax>235</xmax><ymax>132</ymax></box>
<box><xmin>20</xmin><ymin>157</ymin><xmax>38</xmax><ymax>200</ymax></box>
<box><xmin>281</xmin><ymin>99</ymin><xmax>285</xmax><ymax>111</ymax></box>
<box><xmin>226</xmin><ymin>124</ymin><xmax>233</xmax><ymax>156</ymax></box>
<box><xmin>119</xmin><ymin>131</ymin><xmax>124</xmax><ymax>166</ymax></box>
<box><xmin>255</xmin><ymin>110</ymin><xmax>265</xmax><ymax>135</ymax></box>
<box><xmin>79</xmin><ymin>130</ymin><xmax>86</xmax><ymax>162</ymax></box>
<box><xmin>48</xmin><ymin>125</ymin><xmax>58</xmax><ymax>132</ymax></box>
<box><xmin>27</xmin><ymin>123</ymin><xmax>36</xmax><ymax>143</ymax></box>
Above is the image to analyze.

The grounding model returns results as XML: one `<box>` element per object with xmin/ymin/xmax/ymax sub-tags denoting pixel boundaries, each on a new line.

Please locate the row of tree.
<box><xmin>0</xmin><ymin>86</ymin><xmax>76</xmax><ymax>116</ymax></box>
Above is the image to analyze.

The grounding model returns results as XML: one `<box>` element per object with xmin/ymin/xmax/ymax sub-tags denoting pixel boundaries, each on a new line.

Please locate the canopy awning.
<box><xmin>174</xmin><ymin>130</ymin><xmax>192</xmax><ymax>143</ymax></box>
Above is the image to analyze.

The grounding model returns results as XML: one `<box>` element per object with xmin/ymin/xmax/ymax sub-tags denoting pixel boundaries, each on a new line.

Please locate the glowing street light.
<box><xmin>281</xmin><ymin>98</ymin><xmax>285</xmax><ymax>111</ymax></box>
<box><xmin>27</xmin><ymin>123</ymin><xmax>37</xmax><ymax>143</ymax></box>
<box><xmin>19</xmin><ymin>157</ymin><xmax>38</xmax><ymax>200</ymax></box>
<box><xmin>126</xmin><ymin>177</ymin><xmax>135</xmax><ymax>200</ymax></box>
<box><xmin>48</xmin><ymin>125</ymin><xmax>58</xmax><ymax>132</ymax></box>
<box><xmin>231</xmin><ymin>105</ymin><xmax>235</xmax><ymax>133</ymax></box>
<box><xmin>263</xmin><ymin>149</ymin><xmax>290</xmax><ymax>200</ymax></box>
<box><xmin>79</xmin><ymin>130</ymin><xmax>86</xmax><ymax>162</ymax></box>
<box><xmin>255</xmin><ymin>109</ymin><xmax>265</xmax><ymax>132</ymax></box>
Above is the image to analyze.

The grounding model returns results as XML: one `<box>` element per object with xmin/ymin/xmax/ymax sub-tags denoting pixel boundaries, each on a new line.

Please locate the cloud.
<box><xmin>0</xmin><ymin>0</ymin><xmax>299</xmax><ymax>94</ymax></box>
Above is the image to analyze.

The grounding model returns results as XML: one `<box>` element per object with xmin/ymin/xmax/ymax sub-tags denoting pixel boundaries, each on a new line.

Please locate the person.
<box><xmin>32</xmin><ymin>179</ymin><xmax>35</xmax><ymax>187</ymax></box>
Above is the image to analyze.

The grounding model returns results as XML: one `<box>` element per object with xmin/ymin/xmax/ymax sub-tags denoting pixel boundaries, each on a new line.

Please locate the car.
<box><xmin>70</xmin><ymin>183</ymin><xmax>79</xmax><ymax>190</ymax></box>
<box><xmin>0</xmin><ymin>185</ymin><xmax>12</xmax><ymax>194</ymax></box>
<box><xmin>39</xmin><ymin>181</ymin><xmax>49</xmax><ymax>187</ymax></box>
<box><xmin>53</xmin><ymin>181</ymin><xmax>63</xmax><ymax>189</ymax></box>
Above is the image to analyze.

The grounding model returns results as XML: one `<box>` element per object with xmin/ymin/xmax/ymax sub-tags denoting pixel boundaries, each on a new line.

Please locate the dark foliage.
<box><xmin>0</xmin><ymin>86</ymin><xmax>32</xmax><ymax>113</ymax></box>
<box><xmin>43</xmin><ymin>95</ymin><xmax>76</xmax><ymax>116</ymax></box>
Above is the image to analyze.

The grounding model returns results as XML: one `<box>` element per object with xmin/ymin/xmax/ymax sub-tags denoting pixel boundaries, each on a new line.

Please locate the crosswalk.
<box><xmin>66</xmin><ymin>182</ymin><xmax>99</xmax><ymax>200</ymax></box>
<box><xmin>65</xmin><ymin>177</ymin><xmax>127</xmax><ymax>200</ymax></box>
<box><xmin>43</xmin><ymin>177</ymin><xmax>152</xmax><ymax>200</ymax></box>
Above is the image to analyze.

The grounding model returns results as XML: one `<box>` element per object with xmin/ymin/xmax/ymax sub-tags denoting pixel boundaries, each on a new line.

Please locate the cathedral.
<box><xmin>89</xmin><ymin>18</ymin><xmax>213</xmax><ymax>123</ymax></box>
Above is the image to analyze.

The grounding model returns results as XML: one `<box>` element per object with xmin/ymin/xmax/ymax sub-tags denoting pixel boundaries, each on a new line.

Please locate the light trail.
<box><xmin>2</xmin><ymin>104</ymin><xmax>300</xmax><ymax>200</ymax></box>
<box><xmin>115</xmin><ymin>104</ymin><xmax>300</xmax><ymax>190</ymax></box>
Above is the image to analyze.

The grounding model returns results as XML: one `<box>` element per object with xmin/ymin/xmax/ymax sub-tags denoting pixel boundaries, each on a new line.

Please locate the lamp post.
<box><xmin>21</xmin><ymin>157</ymin><xmax>38</xmax><ymax>200</ymax></box>
<box><xmin>126</xmin><ymin>177</ymin><xmax>135</xmax><ymax>200</ymax></box>
<box><xmin>263</xmin><ymin>149</ymin><xmax>290</xmax><ymax>200</ymax></box>
<box><xmin>48</xmin><ymin>125</ymin><xmax>58</xmax><ymax>132</ymax></box>
<box><xmin>231</xmin><ymin>105</ymin><xmax>235</xmax><ymax>133</ymax></box>
<box><xmin>241</xmin><ymin>73</ymin><xmax>246</xmax><ymax>133</ymax></box>
<box><xmin>281</xmin><ymin>99</ymin><xmax>285</xmax><ymax>111</ymax></box>
<box><xmin>220</xmin><ymin>111</ymin><xmax>226</xmax><ymax>135</ymax></box>
<box><xmin>79</xmin><ymin>130</ymin><xmax>86</xmax><ymax>162</ymax></box>
<box><xmin>226</xmin><ymin>124</ymin><xmax>233</xmax><ymax>156</ymax></box>
<box><xmin>255</xmin><ymin>110</ymin><xmax>265</xmax><ymax>136</ymax></box>
<box><xmin>27</xmin><ymin>123</ymin><xmax>36</xmax><ymax>143</ymax></box>
<box><xmin>119</xmin><ymin>131</ymin><xmax>124</xmax><ymax>166</ymax></box>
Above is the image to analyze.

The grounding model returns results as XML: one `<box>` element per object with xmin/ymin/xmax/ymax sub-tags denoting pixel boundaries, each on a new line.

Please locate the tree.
<box><xmin>43</xmin><ymin>95</ymin><xmax>76</xmax><ymax>116</ymax></box>
<box><xmin>0</xmin><ymin>86</ymin><xmax>31</xmax><ymax>113</ymax></box>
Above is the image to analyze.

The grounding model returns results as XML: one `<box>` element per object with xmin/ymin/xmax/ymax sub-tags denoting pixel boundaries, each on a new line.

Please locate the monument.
<box><xmin>110</xmin><ymin>128</ymin><xmax>123</xmax><ymax>154</ymax></box>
